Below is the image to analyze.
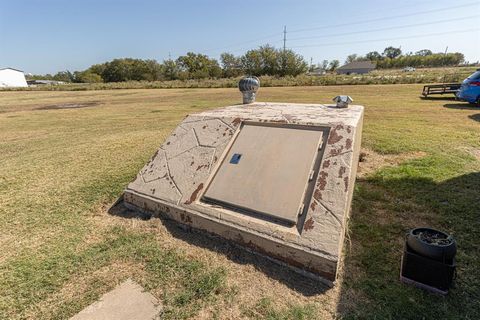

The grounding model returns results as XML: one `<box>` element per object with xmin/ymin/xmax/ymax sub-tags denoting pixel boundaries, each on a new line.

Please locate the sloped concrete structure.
<box><xmin>124</xmin><ymin>102</ymin><xmax>363</xmax><ymax>285</ymax></box>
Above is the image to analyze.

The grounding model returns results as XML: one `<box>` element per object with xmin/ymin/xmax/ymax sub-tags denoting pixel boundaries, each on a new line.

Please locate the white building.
<box><xmin>0</xmin><ymin>68</ymin><xmax>28</xmax><ymax>88</ymax></box>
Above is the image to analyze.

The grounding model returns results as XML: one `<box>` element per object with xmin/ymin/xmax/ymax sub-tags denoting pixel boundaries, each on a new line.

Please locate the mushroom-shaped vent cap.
<box><xmin>332</xmin><ymin>95</ymin><xmax>353</xmax><ymax>108</ymax></box>
<box><xmin>239</xmin><ymin>76</ymin><xmax>260</xmax><ymax>93</ymax></box>
<box><xmin>333</xmin><ymin>95</ymin><xmax>353</xmax><ymax>103</ymax></box>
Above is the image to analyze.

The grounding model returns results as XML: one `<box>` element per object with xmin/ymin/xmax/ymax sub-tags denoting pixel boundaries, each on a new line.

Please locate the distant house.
<box><xmin>336</xmin><ymin>61</ymin><xmax>376</xmax><ymax>75</ymax></box>
<box><xmin>0</xmin><ymin>68</ymin><xmax>28</xmax><ymax>87</ymax></box>
<box><xmin>307</xmin><ymin>67</ymin><xmax>327</xmax><ymax>76</ymax></box>
<box><xmin>27</xmin><ymin>79</ymin><xmax>65</xmax><ymax>86</ymax></box>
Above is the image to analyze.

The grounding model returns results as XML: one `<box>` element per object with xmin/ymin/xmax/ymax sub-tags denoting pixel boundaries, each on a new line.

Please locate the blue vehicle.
<box><xmin>456</xmin><ymin>69</ymin><xmax>480</xmax><ymax>105</ymax></box>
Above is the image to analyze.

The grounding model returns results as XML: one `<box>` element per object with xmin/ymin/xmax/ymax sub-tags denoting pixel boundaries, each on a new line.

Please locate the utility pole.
<box><xmin>282</xmin><ymin>26</ymin><xmax>287</xmax><ymax>75</ymax></box>
<box><xmin>442</xmin><ymin>46</ymin><xmax>449</xmax><ymax>84</ymax></box>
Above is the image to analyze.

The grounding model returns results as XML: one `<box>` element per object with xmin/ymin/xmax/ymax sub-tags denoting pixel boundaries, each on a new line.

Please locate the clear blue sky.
<box><xmin>1</xmin><ymin>0</ymin><xmax>479</xmax><ymax>74</ymax></box>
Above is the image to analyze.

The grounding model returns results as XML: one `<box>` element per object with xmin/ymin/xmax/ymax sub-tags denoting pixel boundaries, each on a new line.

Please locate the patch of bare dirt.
<box><xmin>454</xmin><ymin>147</ymin><xmax>480</xmax><ymax>162</ymax></box>
<box><xmin>357</xmin><ymin>148</ymin><xmax>427</xmax><ymax>178</ymax></box>
<box><xmin>469</xmin><ymin>149</ymin><xmax>480</xmax><ymax>161</ymax></box>
<box><xmin>36</xmin><ymin>101</ymin><xmax>100</xmax><ymax>110</ymax></box>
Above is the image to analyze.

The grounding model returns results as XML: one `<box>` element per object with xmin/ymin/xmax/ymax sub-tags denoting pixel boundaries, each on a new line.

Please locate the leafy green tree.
<box><xmin>162</xmin><ymin>59</ymin><xmax>179</xmax><ymax>80</ymax></box>
<box><xmin>26</xmin><ymin>74</ymin><xmax>54</xmax><ymax>80</ymax></box>
<box><xmin>100</xmin><ymin>58</ymin><xmax>163</xmax><ymax>82</ymax></box>
<box><xmin>88</xmin><ymin>63</ymin><xmax>107</xmax><ymax>77</ymax></box>
<box><xmin>102</xmin><ymin>59</ymin><xmax>134</xmax><ymax>82</ymax></box>
<box><xmin>366</xmin><ymin>51</ymin><xmax>382</xmax><ymax>61</ymax></box>
<box><xmin>143</xmin><ymin>59</ymin><xmax>164</xmax><ymax>81</ymax></box>
<box><xmin>74</xmin><ymin>71</ymin><xmax>103</xmax><ymax>83</ymax></box>
<box><xmin>240</xmin><ymin>49</ymin><xmax>263</xmax><ymax>75</ymax></box>
<box><xmin>345</xmin><ymin>54</ymin><xmax>358</xmax><ymax>64</ymax></box>
<box><xmin>376</xmin><ymin>52</ymin><xmax>464</xmax><ymax>68</ymax></box>
<box><xmin>415</xmin><ymin>49</ymin><xmax>433</xmax><ymax>56</ymax></box>
<box><xmin>278</xmin><ymin>49</ymin><xmax>308</xmax><ymax>76</ymax></box>
<box><xmin>176</xmin><ymin>52</ymin><xmax>222</xmax><ymax>79</ymax></box>
<box><xmin>258</xmin><ymin>45</ymin><xmax>279</xmax><ymax>75</ymax></box>
<box><xmin>383</xmin><ymin>46</ymin><xmax>402</xmax><ymax>59</ymax></box>
<box><xmin>240</xmin><ymin>44</ymin><xmax>307</xmax><ymax>76</ymax></box>
<box><xmin>53</xmin><ymin>71</ymin><xmax>75</xmax><ymax>82</ymax></box>
<box><xmin>321</xmin><ymin>60</ymin><xmax>329</xmax><ymax>70</ymax></box>
<box><xmin>220</xmin><ymin>53</ymin><xmax>242</xmax><ymax>78</ymax></box>
<box><xmin>328</xmin><ymin>59</ymin><xmax>340</xmax><ymax>71</ymax></box>
<box><xmin>241</xmin><ymin>45</ymin><xmax>279</xmax><ymax>76</ymax></box>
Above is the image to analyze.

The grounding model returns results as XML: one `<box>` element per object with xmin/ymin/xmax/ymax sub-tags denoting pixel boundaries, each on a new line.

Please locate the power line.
<box><xmin>167</xmin><ymin>34</ymin><xmax>281</xmax><ymax>59</ymax></box>
<box><xmin>288</xmin><ymin>2</ymin><xmax>479</xmax><ymax>33</ymax></box>
<box><xmin>288</xmin><ymin>28</ymin><xmax>479</xmax><ymax>49</ymax></box>
<box><xmin>226</xmin><ymin>41</ymin><xmax>284</xmax><ymax>54</ymax></box>
<box><xmin>207</xmin><ymin>2</ymin><xmax>478</xmax><ymax>57</ymax></box>
<box><xmin>203</xmin><ymin>32</ymin><xmax>281</xmax><ymax>55</ymax></box>
<box><xmin>168</xmin><ymin>1</ymin><xmax>479</xmax><ymax>59</ymax></box>
<box><xmin>283</xmin><ymin>0</ymin><xmax>450</xmax><ymax>29</ymax></box>
<box><xmin>288</xmin><ymin>15</ymin><xmax>479</xmax><ymax>42</ymax></box>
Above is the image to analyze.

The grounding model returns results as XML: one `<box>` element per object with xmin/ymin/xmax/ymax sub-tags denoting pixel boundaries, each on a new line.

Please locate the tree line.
<box><xmin>340</xmin><ymin>46</ymin><xmax>465</xmax><ymax>69</ymax></box>
<box><xmin>30</xmin><ymin>45</ymin><xmax>307</xmax><ymax>83</ymax></box>
<box><xmin>29</xmin><ymin>45</ymin><xmax>467</xmax><ymax>83</ymax></box>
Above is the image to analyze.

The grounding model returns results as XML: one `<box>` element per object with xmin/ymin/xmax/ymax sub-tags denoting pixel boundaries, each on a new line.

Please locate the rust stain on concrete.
<box><xmin>313</xmin><ymin>188</ymin><xmax>322</xmax><ymax>201</ymax></box>
<box><xmin>327</xmin><ymin>125</ymin><xmax>344</xmax><ymax>145</ymax></box>
<box><xmin>232</xmin><ymin>118</ymin><xmax>242</xmax><ymax>126</ymax></box>
<box><xmin>196</xmin><ymin>164</ymin><xmax>207</xmax><ymax>171</ymax></box>
<box><xmin>322</xmin><ymin>159</ymin><xmax>331</xmax><ymax>168</ymax></box>
<box><xmin>304</xmin><ymin>217</ymin><xmax>315</xmax><ymax>231</ymax></box>
<box><xmin>338</xmin><ymin>166</ymin><xmax>346</xmax><ymax>178</ymax></box>
<box><xmin>184</xmin><ymin>183</ymin><xmax>204</xmax><ymax>204</ymax></box>
<box><xmin>317</xmin><ymin>171</ymin><xmax>328</xmax><ymax>191</ymax></box>
<box><xmin>345</xmin><ymin>138</ymin><xmax>352</xmax><ymax>150</ymax></box>
<box><xmin>180</xmin><ymin>213</ymin><xmax>193</xmax><ymax>224</ymax></box>
<box><xmin>328</xmin><ymin>146</ymin><xmax>344</xmax><ymax>157</ymax></box>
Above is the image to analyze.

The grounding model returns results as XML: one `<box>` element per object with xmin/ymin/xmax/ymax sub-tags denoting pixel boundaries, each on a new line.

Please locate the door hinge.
<box><xmin>298</xmin><ymin>204</ymin><xmax>305</xmax><ymax>216</ymax></box>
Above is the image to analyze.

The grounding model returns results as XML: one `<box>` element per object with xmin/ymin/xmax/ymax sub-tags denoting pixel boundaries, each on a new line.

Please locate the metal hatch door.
<box><xmin>202</xmin><ymin>123</ymin><xmax>323</xmax><ymax>225</ymax></box>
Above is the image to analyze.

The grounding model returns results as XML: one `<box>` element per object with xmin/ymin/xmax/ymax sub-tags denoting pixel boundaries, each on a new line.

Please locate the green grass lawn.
<box><xmin>0</xmin><ymin>85</ymin><xmax>479</xmax><ymax>319</ymax></box>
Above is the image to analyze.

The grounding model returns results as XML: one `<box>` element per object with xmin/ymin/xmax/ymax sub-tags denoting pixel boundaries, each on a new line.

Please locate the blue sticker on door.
<box><xmin>230</xmin><ymin>153</ymin><xmax>242</xmax><ymax>164</ymax></box>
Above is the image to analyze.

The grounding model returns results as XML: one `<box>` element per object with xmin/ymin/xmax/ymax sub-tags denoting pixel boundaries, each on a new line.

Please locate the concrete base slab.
<box><xmin>70</xmin><ymin>279</ymin><xmax>162</xmax><ymax>320</ymax></box>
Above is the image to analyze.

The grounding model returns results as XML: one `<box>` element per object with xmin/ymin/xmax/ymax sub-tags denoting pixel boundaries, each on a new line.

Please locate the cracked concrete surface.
<box><xmin>125</xmin><ymin>102</ymin><xmax>363</xmax><ymax>284</ymax></box>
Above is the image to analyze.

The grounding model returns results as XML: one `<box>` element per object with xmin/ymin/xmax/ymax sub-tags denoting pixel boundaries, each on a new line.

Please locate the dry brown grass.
<box><xmin>357</xmin><ymin>148</ymin><xmax>427</xmax><ymax>178</ymax></box>
<box><xmin>1</xmin><ymin>85</ymin><xmax>479</xmax><ymax>319</ymax></box>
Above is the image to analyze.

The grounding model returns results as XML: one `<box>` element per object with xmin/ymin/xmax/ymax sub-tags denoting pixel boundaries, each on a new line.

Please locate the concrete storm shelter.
<box><xmin>124</xmin><ymin>92</ymin><xmax>364</xmax><ymax>285</ymax></box>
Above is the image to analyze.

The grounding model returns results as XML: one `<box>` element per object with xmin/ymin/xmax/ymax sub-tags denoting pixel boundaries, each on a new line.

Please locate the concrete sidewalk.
<box><xmin>70</xmin><ymin>279</ymin><xmax>162</xmax><ymax>320</ymax></box>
